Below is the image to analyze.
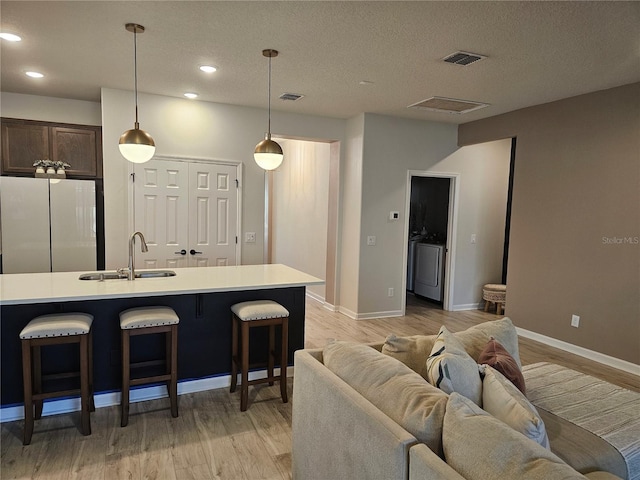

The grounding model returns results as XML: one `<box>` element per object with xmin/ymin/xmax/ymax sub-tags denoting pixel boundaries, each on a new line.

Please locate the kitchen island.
<box><xmin>0</xmin><ymin>264</ymin><xmax>323</xmax><ymax>412</ymax></box>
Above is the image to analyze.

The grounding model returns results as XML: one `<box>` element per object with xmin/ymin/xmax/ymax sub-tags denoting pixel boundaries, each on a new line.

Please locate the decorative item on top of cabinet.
<box><xmin>1</xmin><ymin>118</ymin><xmax>102</xmax><ymax>178</ymax></box>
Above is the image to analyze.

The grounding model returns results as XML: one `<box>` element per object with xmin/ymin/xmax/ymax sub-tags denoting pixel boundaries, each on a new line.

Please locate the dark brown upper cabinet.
<box><xmin>1</xmin><ymin>118</ymin><xmax>103</xmax><ymax>178</ymax></box>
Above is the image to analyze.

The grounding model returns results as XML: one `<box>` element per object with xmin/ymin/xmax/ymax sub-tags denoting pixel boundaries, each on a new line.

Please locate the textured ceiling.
<box><xmin>1</xmin><ymin>1</ymin><xmax>639</xmax><ymax>124</ymax></box>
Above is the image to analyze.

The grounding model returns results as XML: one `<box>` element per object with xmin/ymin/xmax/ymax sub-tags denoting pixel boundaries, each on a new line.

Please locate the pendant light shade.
<box><xmin>119</xmin><ymin>23</ymin><xmax>155</xmax><ymax>164</ymax></box>
<box><xmin>254</xmin><ymin>49</ymin><xmax>283</xmax><ymax>170</ymax></box>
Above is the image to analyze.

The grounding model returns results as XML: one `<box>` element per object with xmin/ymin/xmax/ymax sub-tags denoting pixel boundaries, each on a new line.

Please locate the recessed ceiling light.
<box><xmin>25</xmin><ymin>71</ymin><xmax>44</xmax><ymax>78</ymax></box>
<box><xmin>184</xmin><ymin>92</ymin><xmax>198</xmax><ymax>99</ymax></box>
<box><xmin>0</xmin><ymin>33</ymin><xmax>21</xmax><ymax>42</ymax></box>
<box><xmin>359</xmin><ymin>80</ymin><xmax>374</xmax><ymax>86</ymax></box>
<box><xmin>199</xmin><ymin>65</ymin><xmax>217</xmax><ymax>73</ymax></box>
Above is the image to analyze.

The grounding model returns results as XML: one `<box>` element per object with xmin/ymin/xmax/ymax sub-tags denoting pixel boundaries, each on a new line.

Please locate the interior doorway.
<box><xmin>405</xmin><ymin>172</ymin><xmax>458</xmax><ymax>311</ymax></box>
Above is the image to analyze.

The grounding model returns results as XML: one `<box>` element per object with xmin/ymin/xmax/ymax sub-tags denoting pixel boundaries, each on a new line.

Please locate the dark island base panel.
<box><xmin>1</xmin><ymin>287</ymin><xmax>306</xmax><ymax>406</ymax></box>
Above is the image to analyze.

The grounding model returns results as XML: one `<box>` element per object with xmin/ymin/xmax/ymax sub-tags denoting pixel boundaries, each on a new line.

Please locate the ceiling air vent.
<box><xmin>279</xmin><ymin>92</ymin><xmax>304</xmax><ymax>101</ymax></box>
<box><xmin>408</xmin><ymin>96</ymin><xmax>489</xmax><ymax>114</ymax></box>
<box><xmin>442</xmin><ymin>51</ymin><xmax>486</xmax><ymax>66</ymax></box>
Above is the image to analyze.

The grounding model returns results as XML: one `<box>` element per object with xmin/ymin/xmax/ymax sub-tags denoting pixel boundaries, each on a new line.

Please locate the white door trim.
<box><xmin>129</xmin><ymin>155</ymin><xmax>243</xmax><ymax>265</ymax></box>
<box><xmin>403</xmin><ymin>170</ymin><xmax>460</xmax><ymax>313</ymax></box>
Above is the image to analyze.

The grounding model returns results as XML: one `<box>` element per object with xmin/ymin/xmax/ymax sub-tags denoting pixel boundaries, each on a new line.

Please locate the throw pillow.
<box><xmin>425</xmin><ymin>326</ymin><xmax>482</xmax><ymax>406</ymax></box>
<box><xmin>323</xmin><ymin>340</ymin><xmax>449</xmax><ymax>456</ymax></box>
<box><xmin>455</xmin><ymin>317</ymin><xmax>522</xmax><ymax>368</ymax></box>
<box><xmin>443</xmin><ymin>392</ymin><xmax>585</xmax><ymax>480</ymax></box>
<box><xmin>382</xmin><ymin>334</ymin><xmax>437</xmax><ymax>378</ymax></box>
<box><xmin>478</xmin><ymin>337</ymin><xmax>526</xmax><ymax>394</ymax></box>
<box><xmin>481</xmin><ymin>365</ymin><xmax>550</xmax><ymax>448</ymax></box>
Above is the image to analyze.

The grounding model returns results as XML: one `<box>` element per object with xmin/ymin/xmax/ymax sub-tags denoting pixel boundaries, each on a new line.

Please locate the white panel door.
<box><xmin>188</xmin><ymin>162</ymin><xmax>238</xmax><ymax>266</ymax></box>
<box><xmin>134</xmin><ymin>160</ymin><xmax>189</xmax><ymax>269</ymax></box>
<box><xmin>134</xmin><ymin>159</ymin><xmax>238</xmax><ymax>269</ymax></box>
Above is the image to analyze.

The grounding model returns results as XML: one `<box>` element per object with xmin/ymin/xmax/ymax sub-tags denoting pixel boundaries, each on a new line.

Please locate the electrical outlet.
<box><xmin>471</xmin><ymin>234</ymin><xmax>477</xmax><ymax>244</ymax></box>
<box><xmin>388</xmin><ymin>287</ymin><xmax>394</xmax><ymax>297</ymax></box>
<box><xmin>367</xmin><ymin>236</ymin><xmax>376</xmax><ymax>246</ymax></box>
<box><xmin>245</xmin><ymin>232</ymin><xmax>256</xmax><ymax>243</ymax></box>
<box><xmin>571</xmin><ymin>314</ymin><xmax>580</xmax><ymax>328</ymax></box>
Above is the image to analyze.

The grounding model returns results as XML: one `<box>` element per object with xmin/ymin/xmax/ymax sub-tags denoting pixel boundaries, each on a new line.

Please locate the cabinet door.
<box><xmin>1</xmin><ymin>122</ymin><xmax>49</xmax><ymax>175</ymax></box>
<box><xmin>51</xmin><ymin>127</ymin><xmax>98</xmax><ymax>177</ymax></box>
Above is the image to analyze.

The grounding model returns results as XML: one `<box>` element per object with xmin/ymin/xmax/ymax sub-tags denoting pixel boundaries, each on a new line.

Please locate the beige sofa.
<box><xmin>292</xmin><ymin>320</ymin><xmax>633</xmax><ymax>480</ymax></box>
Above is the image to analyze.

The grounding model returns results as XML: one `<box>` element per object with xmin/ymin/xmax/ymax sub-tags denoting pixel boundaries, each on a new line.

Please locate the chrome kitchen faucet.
<box><xmin>127</xmin><ymin>231</ymin><xmax>148</xmax><ymax>280</ymax></box>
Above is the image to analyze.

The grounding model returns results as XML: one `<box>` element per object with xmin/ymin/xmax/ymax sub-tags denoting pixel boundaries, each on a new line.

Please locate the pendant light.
<box><xmin>254</xmin><ymin>49</ymin><xmax>283</xmax><ymax>170</ymax></box>
<box><xmin>119</xmin><ymin>23</ymin><xmax>155</xmax><ymax>164</ymax></box>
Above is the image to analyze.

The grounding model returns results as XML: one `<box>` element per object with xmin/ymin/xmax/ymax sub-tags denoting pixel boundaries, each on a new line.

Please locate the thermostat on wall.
<box><xmin>390</xmin><ymin>211</ymin><xmax>400</xmax><ymax>220</ymax></box>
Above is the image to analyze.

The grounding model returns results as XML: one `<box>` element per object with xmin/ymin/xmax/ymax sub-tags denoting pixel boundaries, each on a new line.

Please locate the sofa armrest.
<box><xmin>409</xmin><ymin>444</ymin><xmax>466</xmax><ymax>480</ymax></box>
<box><xmin>292</xmin><ymin>349</ymin><xmax>418</xmax><ymax>480</ymax></box>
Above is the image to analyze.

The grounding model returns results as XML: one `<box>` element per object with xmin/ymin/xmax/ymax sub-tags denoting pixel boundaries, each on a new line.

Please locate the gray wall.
<box><xmin>459</xmin><ymin>82</ymin><xmax>640</xmax><ymax>364</ymax></box>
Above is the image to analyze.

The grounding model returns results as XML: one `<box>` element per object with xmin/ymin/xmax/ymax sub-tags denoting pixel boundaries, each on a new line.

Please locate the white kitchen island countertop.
<box><xmin>0</xmin><ymin>264</ymin><xmax>324</xmax><ymax>305</ymax></box>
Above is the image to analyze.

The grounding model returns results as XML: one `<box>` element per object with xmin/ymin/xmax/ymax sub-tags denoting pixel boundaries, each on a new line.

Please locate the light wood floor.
<box><xmin>2</xmin><ymin>295</ymin><xmax>638</xmax><ymax>479</ymax></box>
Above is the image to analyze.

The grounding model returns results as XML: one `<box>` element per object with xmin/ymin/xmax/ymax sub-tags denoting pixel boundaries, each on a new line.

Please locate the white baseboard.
<box><xmin>516</xmin><ymin>327</ymin><xmax>640</xmax><ymax>376</ymax></box>
<box><xmin>450</xmin><ymin>302</ymin><xmax>484</xmax><ymax>311</ymax></box>
<box><xmin>337</xmin><ymin>308</ymin><xmax>403</xmax><ymax>320</ymax></box>
<box><xmin>0</xmin><ymin>367</ymin><xmax>293</xmax><ymax>423</ymax></box>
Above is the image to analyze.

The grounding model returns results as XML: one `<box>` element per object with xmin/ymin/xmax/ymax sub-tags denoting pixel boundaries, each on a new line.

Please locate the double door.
<box><xmin>133</xmin><ymin>159</ymin><xmax>239</xmax><ymax>269</ymax></box>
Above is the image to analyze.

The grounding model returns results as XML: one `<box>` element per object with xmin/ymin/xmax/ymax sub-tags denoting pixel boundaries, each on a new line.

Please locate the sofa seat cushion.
<box><xmin>383</xmin><ymin>317</ymin><xmax>522</xmax><ymax>376</ymax></box>
<box><xmin>426</xmin><ymin>326</ymin><xmax>483</xmax><ymax>406</ymax></box>
<box><xmin>481</xmin><ymin>365</ymin><xmax>549</xmax><ymax>448</ymax></box>
<box><xmin>443</xmin><ymin>392</ymin><xmax>589</xmax><ymax>480</ymax></box>
<box><xmin>323</xmin><ymin>341</ymin><xmax>449</xmax><ymax>456</ymax></box>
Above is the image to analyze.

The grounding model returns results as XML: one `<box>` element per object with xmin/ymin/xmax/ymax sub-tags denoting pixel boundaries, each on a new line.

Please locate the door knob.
<box><xmin>174</xmin><ymin>249</ymin><xmax>187</xmax><ymax>255</ymax></box>
<box><xmin>190</xmin><ymin>249</ymin><xmax>203</xmax><ymax>255</ymax></box>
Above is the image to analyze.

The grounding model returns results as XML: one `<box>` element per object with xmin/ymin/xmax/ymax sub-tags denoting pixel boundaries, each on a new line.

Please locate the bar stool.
<box><xmin>230</xmin><ymin>300</ymin><xmax>289</xmax><ymax>411</ymax></box>
<box><xmin>20</xmin><ymin>313</ymin><xmax>94</xmax><ymax>445</ymax></box>
<box><xmin>119</xmin><ymin>306</ymin><xmax>179</xmax><ymax>427</ymax></box>
<box><xmin>483</xmin><ymin>284</ymin><xmax>507</xmax><ymax>315</ymax></box>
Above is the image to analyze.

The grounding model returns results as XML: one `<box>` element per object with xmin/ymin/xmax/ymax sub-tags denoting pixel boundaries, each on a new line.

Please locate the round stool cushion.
<box><xmin>120</xmin><ymin>306</ymin><xmax>179</xmax><ymax>330</ymax></box>
<box><xmin>483</xmin><ymin>284</ymin><xmax>507</xmax><ymax>303</ymax></box>
<box><xmin>231</xmin><ymin>300</ymin><xmax>289</xmax><ymax>321</ymax></box>
<box><xmin>20</xmin><ymin>313</ymin><xmax>93</xmax><ymax>339</ymax></box>
<box><xmin>483</xmin><ymin>284</ymin><xmax>506</xmax><ymax>292</ymax></box>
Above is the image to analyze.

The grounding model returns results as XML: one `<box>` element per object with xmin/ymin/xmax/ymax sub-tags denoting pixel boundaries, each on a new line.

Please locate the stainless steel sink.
<box><xmin>79</xmin><ymin>271</ymin><xmax>127</xmax><ymax>280</ymax></box>
<box><xmin>79</xmin><ymin>270</ymin><xmax>176</xmax><ymax>280</ymax></box>
<box><xmin>135</xmin><ymin>270</ymin><xmax>176</xmax><ymax>278</ymax></box>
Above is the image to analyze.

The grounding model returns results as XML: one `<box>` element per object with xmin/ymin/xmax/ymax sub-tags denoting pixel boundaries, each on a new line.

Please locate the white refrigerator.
<box><xmin>0</xmin><ymin>176</ymin><xmax>96</xmax><ymax>273</ymax></box>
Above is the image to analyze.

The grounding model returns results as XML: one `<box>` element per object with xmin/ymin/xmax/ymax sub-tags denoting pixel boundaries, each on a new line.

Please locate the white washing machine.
<box><xmin>414</xmin><ymin>243</ymin><xmax>445</xmax><ymax>302</ymax></box>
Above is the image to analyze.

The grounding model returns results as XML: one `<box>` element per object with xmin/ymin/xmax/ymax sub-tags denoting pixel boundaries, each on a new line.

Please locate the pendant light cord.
<box><xmin>267</xmin><ymin>54</ymin><xmax>272</xmax><ymax>139</ymax></box>
<box><xmin>133</xmin><ymin>27</ymin><xmax>139</xmax><ymax>127</ymax></box>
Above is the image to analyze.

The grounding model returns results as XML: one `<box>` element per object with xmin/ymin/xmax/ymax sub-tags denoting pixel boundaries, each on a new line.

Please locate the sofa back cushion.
<box><xmin>426</xmin><ymin>326</ymin><xmax>483</xmax><ymax>406</ymax></box>
<box><xmin>323</xmin><ymin>341</ymin><xmax>449</xmax><ymax>456</ymax></box>
<box><xmin>481</xmin><ymin>365</ymin><xmax>549</xmax><ymax>448</ymax></box>
<box><xmin>443</xmin><ymin>393</ymin><xmax>585</xmax><ymax>480</ymax></box>
<box><xmin>383</xmin><ymin>317</ymin><xmax>522</xmax><ymax>375</ymax></box>
<box><xmin>381</xmin><ymin>334</ymin><xmax>437</xmax><ymax>377</ymax></box>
